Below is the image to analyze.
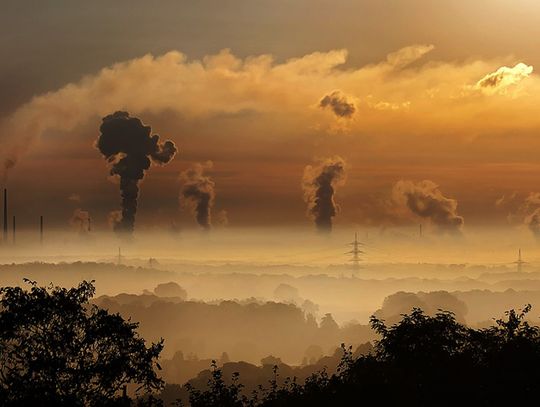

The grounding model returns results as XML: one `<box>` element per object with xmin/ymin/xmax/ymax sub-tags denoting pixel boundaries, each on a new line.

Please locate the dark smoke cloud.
<box><xmin>180</xmin><ymin>162</ymin><xmax>215</xmax><ymax>230</ymax></box>
<box><xmin>97</xmin><ymin>111</ymin><xmax>178</xmax><ymax>234</ymax></box>
<box><xmin>392</xmin><ymin>180</ymin><xmax>464</xmax><ymax>234</ymax></box>
<box><xmin>303</xmin><ymin>156</ymin><xmax>347</xmax><ymax>233</ymax></box>
<box><xmin>319</xmin><ymin>90</ymin><xmax>355</xmax><ymax>118</ymax></box>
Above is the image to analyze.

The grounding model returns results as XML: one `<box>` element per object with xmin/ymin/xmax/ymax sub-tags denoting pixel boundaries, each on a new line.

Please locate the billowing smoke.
<box><xmin>97</xmin><ymin>111</ymin><xmax>178</xmax><ymax>234</ymax></box>
<box><xmin>303</xmin><ymin>156</ymin><xmax>347</xmax><ymax>233</ymax></box>
<box><xmin>392</xmin><ymin>180</ymin><xmax>464</xmax><ymax>234</ymax></box>
<box><xmin>180</xmin><ymin>162</ymin><xmax>215</xmax><ymax>230</ymax></box>
<box><xmin>70</xmin><ymin>208</ymin><xmax>91</xmax><ymax>234</ymax></box>
<box><xmin>319</xmin><ymin>90</ymin><xmax>355</xmax><ymax>118</ymax></box>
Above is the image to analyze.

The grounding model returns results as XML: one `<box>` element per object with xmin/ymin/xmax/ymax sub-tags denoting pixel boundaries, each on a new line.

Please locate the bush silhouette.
<box><xmin>0</xmin><ymin>280</ymin><xmax>164</xmax><ymax>406</ymax></box>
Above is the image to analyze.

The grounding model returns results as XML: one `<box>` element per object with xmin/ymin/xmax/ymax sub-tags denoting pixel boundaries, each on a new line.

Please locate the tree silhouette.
<box><xmin>187</xmin><ymin>360</ymin><xmax>246</xmax><ymax>407</ymax></box>
<box><xmin>0</xmin><ymin>280</ymin><xmax>164</xmax><ymax>406</ymax></box>
<box><xmin>184</xmin><ymin>306</ymin><xmax>540</xmax><ymax>406</ymax></box>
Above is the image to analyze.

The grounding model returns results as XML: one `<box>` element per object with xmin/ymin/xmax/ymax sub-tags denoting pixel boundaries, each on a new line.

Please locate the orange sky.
<box><xmin>2</xmin><ymin>1</ymin><xmax>540</xmax><ymax>233</ymax></box>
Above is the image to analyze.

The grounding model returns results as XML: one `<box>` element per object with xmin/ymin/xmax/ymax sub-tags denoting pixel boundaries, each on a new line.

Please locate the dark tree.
<box><xmin>0</xmin><ymin>280</ymin><xmax>164</xmax><ymax>406</ymax></box>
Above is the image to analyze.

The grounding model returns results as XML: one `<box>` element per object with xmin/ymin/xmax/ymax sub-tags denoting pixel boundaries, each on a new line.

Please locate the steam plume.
<box><xmin>180</xmin><ymin>162</ymin><xmax>215</xmax><ymax>230</ymax></box>
<box><xmin>392</xmin><ymin>180</ymin><xmax>464</xmax><ymax>234</ymax></box>
<box><xmin>97</xmin><ymin>111</ymin><xmax>178</xmax><ymax>234</ymax></box>
<box><xmin>303</xmin><ymin>156</ymin><xmax>347</xmax><ymax>233</ymax></box>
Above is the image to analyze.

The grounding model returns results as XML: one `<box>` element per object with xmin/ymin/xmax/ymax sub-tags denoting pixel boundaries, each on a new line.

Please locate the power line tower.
<box><xmin>346</xmin><ymin>232</ymin><xmax>364</xmax><ymax>270</ymax></box>
<box><xmin>514</xmin><ymin>248</ymin><xmax>527</xmax><ymax>273</ymax></box>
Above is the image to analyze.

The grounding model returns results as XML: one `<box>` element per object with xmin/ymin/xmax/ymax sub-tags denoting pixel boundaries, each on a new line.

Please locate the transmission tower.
<box><xmin>346</xmin><ymin>232</ymin><xmax>364</xmax><ymax>270</ymax></box>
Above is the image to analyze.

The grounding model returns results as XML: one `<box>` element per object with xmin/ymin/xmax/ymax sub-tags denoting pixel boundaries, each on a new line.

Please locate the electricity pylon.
<box><xmin>346</xmin><ymin>232</ymin><xmax>364</xmax><ymax>270</ymax></box>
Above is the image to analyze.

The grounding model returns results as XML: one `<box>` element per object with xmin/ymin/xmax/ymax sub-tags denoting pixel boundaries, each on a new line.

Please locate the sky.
<box><xmin>2</xmin><ymin>0</ymin><xmax>540</xmax><ymax>234</ymax></box>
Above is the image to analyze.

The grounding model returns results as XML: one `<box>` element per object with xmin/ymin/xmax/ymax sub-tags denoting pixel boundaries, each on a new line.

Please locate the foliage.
<box><xmin>186</xmin><ymin>360</ymin><xmax>247</xmax><ymax>407</ymax></box>
<box><xmin>185</xmin><ymin>306</ymin><xmax>540</xmax><ymax>406</ymax></box>
<box><xmin>0</xmin><ymin>280</ymin><xmax>164</xmax><ymax>406</ymax></box>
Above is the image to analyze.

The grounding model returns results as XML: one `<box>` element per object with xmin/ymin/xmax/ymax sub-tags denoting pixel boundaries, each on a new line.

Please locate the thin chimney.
<box><xmin>3</xmin><ymin>189</ymin><xmax>7</xmax><ymax>243</ymax></box>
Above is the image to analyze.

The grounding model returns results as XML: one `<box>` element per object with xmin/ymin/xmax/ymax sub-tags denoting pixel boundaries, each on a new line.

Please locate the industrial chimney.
<box><xmin>3</xmin><ymin>189</ymin><xmax>7</xmax><ymax>243</ymax></box>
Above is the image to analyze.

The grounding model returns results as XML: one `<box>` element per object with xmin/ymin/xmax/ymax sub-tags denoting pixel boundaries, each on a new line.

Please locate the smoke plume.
<box><xmin>180</xmin><ymin>162</ymin><xmax>215</xmax><ymax>230</ymax></box>
<box><xmin>392</xmin><ymin>180</ymin><xmax>464</xmax><ymax>234</ymax></box>
<box><xmin>97</xmin><ymin>111</ymin><xmax>178</xmax><ymax>234</ymax></box>
<box><xmin>319</xmin><ymin>90</ymin><xmax>356</xmax><ymax>118</ymax></box>
<box><xmin>303</xmin><ymin>156</ymin><xmax>347</xmax><ymax>233</ymax></box>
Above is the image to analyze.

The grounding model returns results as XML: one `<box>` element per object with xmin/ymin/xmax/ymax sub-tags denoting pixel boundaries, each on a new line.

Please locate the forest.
<box><xmin>2</xmin><ymin>278</ymin><xmax>539</xmax><ymax>406</ymax></box>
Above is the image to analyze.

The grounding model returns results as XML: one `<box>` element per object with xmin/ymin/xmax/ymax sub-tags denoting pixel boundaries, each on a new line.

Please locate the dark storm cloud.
<box><xmin>319</xmin><ymin>90</ymin><xmax>356</xmax><ymax>118</ymax></box>
<box><xmin>180</xmin><ymin>162</ymin><xmax>215</xmax><ymax>230</ymax></box>
<box><xmin>392</xmin><ymin>180</ymin><xmax>464</xmax><ymax>234</ymax></box>
<box><xmin>303</xmin><ymin>157</ymin><xmax>347</xmax><ymax>233</ymax></box>
<box><xmin>97</xmin><ymin>111</ymin><xmax>178</xmax><ymax>234</ymax></box>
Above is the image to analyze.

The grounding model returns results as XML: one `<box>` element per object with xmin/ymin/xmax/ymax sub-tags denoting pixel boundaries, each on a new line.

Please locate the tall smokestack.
<box><xmin>12</xmin><ymin>216</ymin><xmax>15</xmax><ymax>245</ymax></box>
<box><xmin>3</xmin><ymin>189</ymin><xmax>7</xmax><ymax>243</ymax></box>
<box><xmin>40</xmin><ymin>215</ymin><xmax>43</xmax><ymax>245</ymax></box>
